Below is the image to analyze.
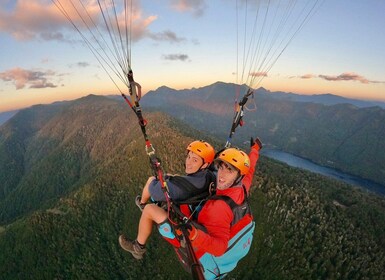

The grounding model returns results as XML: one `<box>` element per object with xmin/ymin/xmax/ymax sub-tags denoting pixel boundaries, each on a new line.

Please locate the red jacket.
<box><xmin>192</xmin><ymin>146</ymin><xmax>260</xmax><ymax>257</ymax></box>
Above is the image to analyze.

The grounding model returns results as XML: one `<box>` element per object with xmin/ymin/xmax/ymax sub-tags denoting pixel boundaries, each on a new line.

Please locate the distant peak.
<box><xmin>73</xmin><ymin>94</ymin><xmax>111</xmax><ymax>105</ymax></box>
<box><xmin>157</xmin><ymin>85</ymin><xmax>171</xmax><ymax>90</ymax></box>
<box><xmin>152</xmin><ymin>86</ymin><xmax>178</xmax><ymax>95</ymax></box>
<box><xmin>80</xmin><ymin>94</ymin><xmax>102</xmax><ymax>100</ymax></box>
<box><xmin>255</xmin><ymin>87</ymin><xmax>270</xmax><ymax>94</ymax></box>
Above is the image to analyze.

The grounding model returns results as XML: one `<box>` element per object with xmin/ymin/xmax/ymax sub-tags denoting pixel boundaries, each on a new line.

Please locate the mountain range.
<box><xmin>2</xmin><ymin>86</ymin><xmax>384</xmax><ymax>126</ymax></box>
<box><xmin>140</xmin><ymin>82</ymin><xmax>385</xmax><ymax>186</ymax></box>
<box><xmin>2</xmin><ymin>82</ymin><xmax>384</xmax><ymax>185</ymax></box>
<box><xmin>257</xmin><ymin>89</ymin><xmax>385</xmax><ymax>109</ymax></box>
<box><xmin>1</xmin><ymin>94</ymin><xmax>385</xmax><ymax>279</ymax></box>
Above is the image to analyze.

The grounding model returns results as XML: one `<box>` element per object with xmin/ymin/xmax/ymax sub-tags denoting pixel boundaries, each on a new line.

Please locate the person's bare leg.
<box><xmin>136</xmin><ymin>204</ymin><xmax>167</xmax><ymax>245</ymax></box>
<box><xmin>140</xmin><ymin>176</ymin><xmax>155</xmax><ymax>204</ymax></box>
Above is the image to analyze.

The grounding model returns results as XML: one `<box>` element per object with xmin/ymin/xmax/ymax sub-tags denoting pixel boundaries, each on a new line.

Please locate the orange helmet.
<box><xmin>216</xmin><ymin>148</ymin><xmax>250</xmax><ymax>175</ymax></box>
<box><xmin>187</xmin><ymin>140</ymin><xmax>215</xmax><ymax>164</ymax></box>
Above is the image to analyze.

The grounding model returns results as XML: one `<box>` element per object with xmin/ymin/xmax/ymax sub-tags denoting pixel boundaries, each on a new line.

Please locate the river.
<box><xmin>261</xmin><ymin>149</ymin><xmax>385</xmax><ymax>197</ymax></box>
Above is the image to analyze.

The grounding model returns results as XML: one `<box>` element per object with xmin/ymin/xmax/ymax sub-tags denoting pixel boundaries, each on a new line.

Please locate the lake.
<box><xmin>261</xmin><ymin>149</ymin><xmax>385</xmax><ymax>197</ymax></box>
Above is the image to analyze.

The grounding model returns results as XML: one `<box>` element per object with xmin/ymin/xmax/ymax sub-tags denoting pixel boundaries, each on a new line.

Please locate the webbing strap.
<box><xmin>121</xmin><ymin>70</ymin><xmax>172</xmax><ymax>219</ymax></box>
<box><xmin>225</xmin><ymin>88</ymin><xmax>254</xmax><ymax>148</ymax></box>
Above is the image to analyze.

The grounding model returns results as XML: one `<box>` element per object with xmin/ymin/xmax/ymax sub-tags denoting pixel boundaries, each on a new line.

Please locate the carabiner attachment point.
<box><xmin>145</xmin><ymin>144</ymin><xmax>156</xmax><ymax>156</ymax></box>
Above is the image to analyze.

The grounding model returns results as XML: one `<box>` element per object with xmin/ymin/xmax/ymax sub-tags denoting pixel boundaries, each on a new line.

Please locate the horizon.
<box><xmin>1</xmin><ymin>1</ymin><xmax>385</xmax><ymax>112</ymax></box>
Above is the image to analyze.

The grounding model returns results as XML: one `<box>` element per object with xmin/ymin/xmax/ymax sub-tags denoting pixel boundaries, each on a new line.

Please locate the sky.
<box><xmin>1</xmin><ymin>0</ymin><xmax>385</xmax><ymax>112</ymax></box>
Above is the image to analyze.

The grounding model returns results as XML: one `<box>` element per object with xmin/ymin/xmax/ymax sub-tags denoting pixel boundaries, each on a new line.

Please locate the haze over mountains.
<box><xmin>1</xmin><ymin>94</ymin><xmax>385</xmax><ymax>279</ymax></box>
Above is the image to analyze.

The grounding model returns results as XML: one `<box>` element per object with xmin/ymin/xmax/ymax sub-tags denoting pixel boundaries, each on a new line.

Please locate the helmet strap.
<box><xmin>231</xmin><ymin>174</ymin><xmax>244</xmax><ymax>187</ymax></box>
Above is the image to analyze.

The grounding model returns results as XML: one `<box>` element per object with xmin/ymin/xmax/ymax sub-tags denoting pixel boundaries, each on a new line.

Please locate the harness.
<box><xmin>167</xmin><ymin>171</ymin><xmax>216</xmax><ymax>203</ymax></box>
<box><xmin>210</xmin><ymin>186</ymin><xmax>251</xmax><ymax>227</ymax></box>
<box><xmin>158</xmin><ymin>185</ymin><xmax>255</xmax><ymax>279</ymax></box>
<box><xmin>198</xmin><ymin>192</ymin><xmax>255</xmax><ymax>279</ymax></box>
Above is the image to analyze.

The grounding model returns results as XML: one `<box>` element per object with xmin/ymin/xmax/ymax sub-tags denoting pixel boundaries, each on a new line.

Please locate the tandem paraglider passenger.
<box><xmin>134</xmin><ymin>140</ymin><xmax>216</xmax><ymax>209</ymax></box>
<box><xmin>119</xmin><ymin>140</ymin><xmax>216</xmax><ymax>257</ymax></box>
<box><xmin>119</xmin><ymin>137</ymin><xmax>262</xmax><ymax>280</ymax></box>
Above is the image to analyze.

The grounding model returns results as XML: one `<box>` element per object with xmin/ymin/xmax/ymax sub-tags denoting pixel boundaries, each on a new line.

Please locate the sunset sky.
<box><xmin>1</xmin><ymin>0</ymin><xmax>385</xmax><ymax>112</ymax></box>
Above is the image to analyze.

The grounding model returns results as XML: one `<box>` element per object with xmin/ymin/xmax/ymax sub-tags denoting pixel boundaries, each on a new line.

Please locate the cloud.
<box><xmin>318</xmin><ymin>72</ymin><xmax>371</xmax><ymax>84</ymax></box>
<box><xmin>250</xmin><ymin>72</ymin><xmax>268</xmax><ymax>77</ymax></box>
<box><xmin>40</xmin><ymin>31</ymin><xmax>65</xmax><ymax>41</ymax></box>
<box><xmin>162</xmin><ymin>54</ymin><xmax>189</xmax><ymax>61</ymax></box>
<box><xmin>0</xmin><ymin>67</ymin><xmax>58</xmax><ymax>89</ymax></box>
<box><xmin>318</xmin><ymin>72</ymin><xmax>385</xmax><ymax>84</ymax></box>
<box><xmin>294</xmin><ymin>72</ymin><xmax>384</xmax><ymax>84</ymax></box>
<box><xmin>169</xmin><ymin>0</ymin><xmax>206</xmax><ymax>17</ymax></box>
<box><xmin>0</xmin><ymin>0</ymin><xmax>157</xmax><ymax>42</ymax></box>
<box><xmin>0</xmin><ymin>0</ymin><xmax>192</xmax><ymax>57</ymax></box>
<box><xmin>30</xmin><ymin>81</ymin><xmax>57</xmax><ymax>89</ymax></box>
<box><xmin>41</xmin><ymin>57</ymin><xmax>53</xmax><ymax>64</ymax></box>
<box><xmin>0</xmin><ymin>0</ymin><xmax>68</xmax><ymax>41</ymax></box>
<box><xmin>300</xmin><ymin>74</ymin><xmax>316</xmax><ymax>79</ymax></box>
<box><xmin>191</xmin><ymin>38</ymin><xmax>200</xmax><ymax>45</ymax></box>
<box><xmin>67</xmin><ymin>61</ymin><xmax>90</xmax><ymax>68</ymax></box>
<box><xmin>149</xmin><ymin>30</ymin><xmax>186</xmax><ymax>43</ymax></box>
<box><xmin>77</xmin><ymin>62</ymin><xmax>89</xmax><ymax>67</ymax></box>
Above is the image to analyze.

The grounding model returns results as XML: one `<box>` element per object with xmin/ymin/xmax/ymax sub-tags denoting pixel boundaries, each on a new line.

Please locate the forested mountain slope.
<box><xmin>1</xmin><ymin>95</ymin><xmax>384</xmax><ymax>279</ymax></box>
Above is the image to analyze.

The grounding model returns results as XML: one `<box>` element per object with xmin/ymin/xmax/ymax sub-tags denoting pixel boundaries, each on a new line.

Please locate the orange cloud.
<box><xmin>0</xmin><ymin>0</ymin><xmax>70</xmax><ymax>40</ymax></box>
<box><xmin>295</xmin><ymin>72</ymin><xmax>384</xmax><ymax>84</ymax></box>
<box><xmin>0</xmin><ymin>0</ymin><xmax>157</xmax><ymax>42</ymax></box>
<box><xmin>300</xmin><ymin>74</ymin><xmax>316</xmax><ymax>79</ymax></box>
<box><xmin>170</xmin><ymin>0</ymin><xmax>206</xmax><ymax>16</ymax></box>
<box><xmin>0</xmin><ymin>67</ymin><xmax>58</xmax><ymax>89</ymax></box>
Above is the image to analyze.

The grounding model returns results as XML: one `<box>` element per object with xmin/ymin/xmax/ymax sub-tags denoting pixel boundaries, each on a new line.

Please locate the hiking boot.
<box><xmin>135</xmin><ymin>195</ymin><xmax>146</xmax><ymax>212</ymax></box>
<box><xmin>119</xmin><ymin>235</ymin><xmax>146</xmax><ymax>260</ymax></box>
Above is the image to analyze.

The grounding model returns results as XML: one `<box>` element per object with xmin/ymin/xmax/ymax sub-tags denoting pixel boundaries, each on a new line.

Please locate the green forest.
<box><xmin>1</xmin><ymin>95</ymin><xmax>385</xmax><ymax>279</ymax></box>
